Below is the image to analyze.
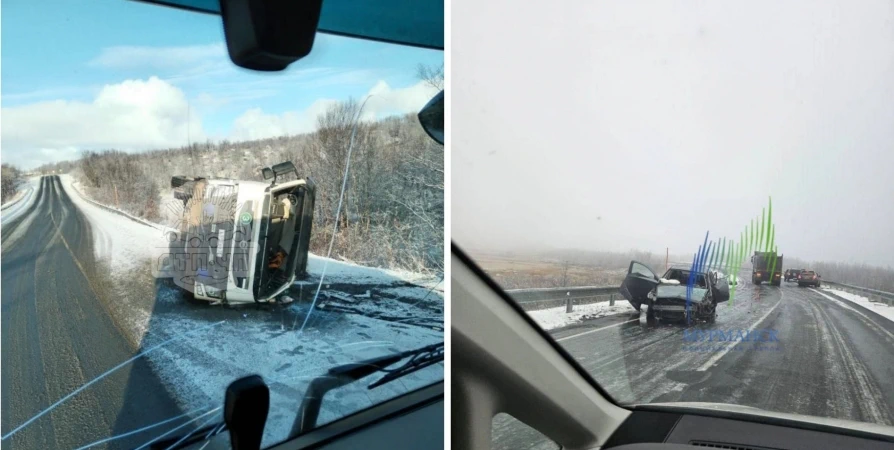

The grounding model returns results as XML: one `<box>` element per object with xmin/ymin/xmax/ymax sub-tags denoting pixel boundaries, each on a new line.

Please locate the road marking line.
<box><xmin>696</xmin><ymin>290</ymin><xmax>785</xmax><ymax>371</ymax></box>
<box><xmin>556</xmin><ymin>318</ymin><xmax>639</xmax><ymax>342</ymax></box>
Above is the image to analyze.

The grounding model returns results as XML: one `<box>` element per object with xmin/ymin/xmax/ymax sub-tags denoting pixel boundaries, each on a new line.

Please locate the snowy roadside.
<box><xmin>819</xmin><ymin>286</ymin><xmax>894</xmax><ymax>324</ymax></box>
<box><xmin>1</xmin><ymin>177</ymin><xmax>40</xmax><ymax>224</ymax></box>
<box><xmin>62</xmin><ymin>175</ymin><xmax>172</xmax><ymax>277</ymax></box>
<box><xmin>1</xmin><ymin>185</ymin><xmax>28</xmax><ymax>209</ymax></box>
<box><xmin>528</xmin><ymin>301</ymin><xmax>636</xmax><ymax>331</ymax></box>
<box><xmin>63</xmin><ymin>174</ymin><xmax>440</xmax><ymax>289</ymax></box>
<box><xmin>58</xmin><ymin>174</ymin><xmax>444</xmax><ymax>448</ymax></box>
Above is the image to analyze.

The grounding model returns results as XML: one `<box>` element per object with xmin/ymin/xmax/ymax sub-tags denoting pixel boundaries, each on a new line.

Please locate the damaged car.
<box><xmin>165</xmin><ymin>161</ymin><xmax>315</xmax><ymax>305</ymax></box>
<box><xmin>620</xmin><ymin>261</ymin><xmax>730</xmax><ymax>326</ymax></box>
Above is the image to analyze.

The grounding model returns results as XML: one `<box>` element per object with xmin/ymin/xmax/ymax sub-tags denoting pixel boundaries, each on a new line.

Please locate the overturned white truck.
<box><xmin>167</xmin><ymin>161</ymin><xmax>315</xmax><ymax>305</ymax></box>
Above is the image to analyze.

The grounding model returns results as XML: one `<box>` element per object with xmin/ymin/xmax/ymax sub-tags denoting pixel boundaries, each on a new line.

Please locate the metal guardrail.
<box><xmin>822</xmin><ymin>281</ymin><xmax>894</xmax><ymax>306</ymax></box>
<box><xmin>505</xmin><ymin>286</ymin><xmax>621</xmax><ymax>312</ymax></box>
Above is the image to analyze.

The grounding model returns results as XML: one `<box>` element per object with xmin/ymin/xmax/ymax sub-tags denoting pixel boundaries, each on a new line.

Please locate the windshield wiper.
<box><xmin>367</xmin><ymin>342</ymin><xmax>444</xmax><ymax>389</ymax></box>
<box><xmin>290</xmin><ymin>341</ymin><xmax>444</xmax><ymax>437</ymax></box>
<box><xmin>151</xmin><ymin>343</ymin><xmax>444</xmax><ymax>449</ymax></box>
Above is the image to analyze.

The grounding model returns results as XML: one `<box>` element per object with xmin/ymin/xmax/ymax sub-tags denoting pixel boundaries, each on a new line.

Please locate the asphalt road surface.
<box><xmin>492</xmin><ymin>281</ymin><xmax>894</xmax><ymax>450</ymax></box>
<box><xmin>1</xmin><ymin>176</ymin><xmax>182</xmax><ymax>450</ymax></box>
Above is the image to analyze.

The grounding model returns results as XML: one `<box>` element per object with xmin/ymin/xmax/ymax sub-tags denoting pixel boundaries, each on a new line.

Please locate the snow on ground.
<box><xmin>1</xmin><ymin>184</ymin><xmax>28</xmax><ymax>209</ymax></box>
<box><xmin>63</xmin><ymin>174</ymin><xmax>435</xmax><ymax>289</ymax></box>
<box><xmin>0</xmin><ymin>176</ymin><xmax>40</xmax><ymax>224</ymax></box>
<box><xmin>528</xmin><ymin>301</ymin><xmax>636</xmax><ymax>330</ymax></box>
<box><xmin>144</xmin><ymin>304</ymin><xmax>443</xmax><ymax>448</ymax></box>
<box><xmin>62</xmin><ymin>175</ymin><xmax>172</xmax><ymax>276</ymax></box>
<box><xmin>305</xmin><ymin>254</ymin><xmax>439</xmax><ymax>287</ymax></box>
<box><xmin>60</xmin><ymin>174</ymin><xmax>444</xmax><ymax>447</ymax></box>
<box><xmin>819</xmin><ymin>286</ymin><xmax>894</xmax><ymax>324</ymax></box>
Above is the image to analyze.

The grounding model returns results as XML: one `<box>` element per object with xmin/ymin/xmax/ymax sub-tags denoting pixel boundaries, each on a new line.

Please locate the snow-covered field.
<box><xmin>58</xmin><ymin>174</ymin><xmax>444</xmax><ymax>447</ymax></box>
<box><xmin>819</xmin><ymin>286</ymin><xmax>894</xmax><ymax>324</ymax></box>
<box><xmin>528</xmin><ymin>301</ymin><xmax>636</xmax><ymax>331</ymax></box>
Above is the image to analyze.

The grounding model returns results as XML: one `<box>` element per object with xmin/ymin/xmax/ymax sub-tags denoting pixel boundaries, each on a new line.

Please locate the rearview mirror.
<box><xmin>418</xmin><ymin>90</ymin><xmax>444</xmax><ymax>145</ymax></box>
<box><xmin>219</xmin><ymin>0</ymin><xmax>323</xmax><ymax>71</ymax></box>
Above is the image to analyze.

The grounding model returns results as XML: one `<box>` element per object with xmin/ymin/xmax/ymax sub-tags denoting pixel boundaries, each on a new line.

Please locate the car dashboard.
<box><xmin>603</xmin><ymin>408</ymin><xmax>894</xmax><ymax>450</ymax></box>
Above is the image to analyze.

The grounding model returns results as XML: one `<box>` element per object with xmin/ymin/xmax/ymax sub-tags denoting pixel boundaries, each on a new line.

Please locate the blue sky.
<box><xmin>1</xmin><ymin>0</ymin><xmax>443</xmax><ymax>169</ymax></box>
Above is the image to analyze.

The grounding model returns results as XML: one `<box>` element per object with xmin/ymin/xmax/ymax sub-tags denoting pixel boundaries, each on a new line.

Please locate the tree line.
<box><xmin>1</xmin><ymin>164</ymin><xmax>24</xmax><ymax>205</ymax></box>
<box><xmin>35</xmin><ymin>100</ymin><xmax>443</xmax><ymax>275</ymax></box>
<box><xmin>480</xmin><ymin>248</ymin><xmax>894</xmax><ymax>293</ymax></box>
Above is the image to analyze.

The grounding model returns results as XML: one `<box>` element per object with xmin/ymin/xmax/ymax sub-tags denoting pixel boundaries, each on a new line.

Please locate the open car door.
<box><xmin>619</xmin><ymin>261</ymin><xmax>659</xmax><ymax>311</ymax></box>
<box><xmin>709</xmin><ymin>271</ymin><xmax>731</xmax><ymax>303</ymax></box>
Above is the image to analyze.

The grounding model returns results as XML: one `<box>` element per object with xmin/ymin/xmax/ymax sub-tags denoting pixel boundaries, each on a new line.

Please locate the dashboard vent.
<box><xmin>690</xmin><ymin>441</ymin><xmax>783</xmax><ymax>450</ymax></box>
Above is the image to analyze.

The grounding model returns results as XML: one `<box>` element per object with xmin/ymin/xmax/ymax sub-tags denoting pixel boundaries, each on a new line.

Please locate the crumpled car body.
<box><xmin>620</xmin><ymin>261</ymin><xmax>730</xmax><ymax>324</ymax></box>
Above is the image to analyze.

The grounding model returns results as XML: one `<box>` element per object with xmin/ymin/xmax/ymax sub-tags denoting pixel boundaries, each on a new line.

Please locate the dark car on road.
<box><xmin>620</xmin><ymin>261</ymin><xmax>730</xmax><ymax>326</ymax></box>
<box><xmin>798</xmin><ymin>270</ymin><xmax>821</xmax><ymax>288</ymax></box>
<box><xmin>784</xmin><ymin>268</ymin><xmax>802</xmax><ymax>282</ymax></box>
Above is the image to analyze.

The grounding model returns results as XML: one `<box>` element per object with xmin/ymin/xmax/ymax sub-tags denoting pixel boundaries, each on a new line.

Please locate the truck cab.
<box><xmin>751</xmin><ymin>251</ymin><xmax>783</xmax><ymax>286</ymax></box>
<box><xmin>167</xmin><ymin>161</ymin><xmax>315</xmax><ymax>305</ymax></box>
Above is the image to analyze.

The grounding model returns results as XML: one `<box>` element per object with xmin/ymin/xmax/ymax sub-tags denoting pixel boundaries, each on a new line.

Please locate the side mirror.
<box><xmin>418</xmin><ymin>90</ymin><xmax>444</xmax><ymax>145</ymax></box>
<box><xmin>220</xmin><ymin>0</ymin><xmax>323</xmax><ymax>71</ymax></box>
<box><xmin>262</xmin><ymin>168</ymin><xmax>274</xmax><ymax>180</ymax></box>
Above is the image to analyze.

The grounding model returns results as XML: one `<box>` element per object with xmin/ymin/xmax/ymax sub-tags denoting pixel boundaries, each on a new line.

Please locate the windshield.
<box><xmin>1</xmin><ymin>1</ymin><xmax>444</xmax><ymax>449</ymax></box>
<box><xmin>453</xmin><ymin>0</ymin><xmax>894</xmax><ymax>448</ymax></box>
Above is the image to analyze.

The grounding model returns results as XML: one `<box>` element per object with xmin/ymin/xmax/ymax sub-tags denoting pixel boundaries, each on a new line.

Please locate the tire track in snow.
<box><xmin>809</xmin><ymin>292</ymin><xmax>892</xmax><ymax>424</ymax></box>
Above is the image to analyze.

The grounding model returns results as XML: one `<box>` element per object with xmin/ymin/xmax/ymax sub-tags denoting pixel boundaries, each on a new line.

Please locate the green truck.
<box><xmin>751</xmin><ymin>251</ymin><xmax>783</xmax><ymax>286</ymax></box>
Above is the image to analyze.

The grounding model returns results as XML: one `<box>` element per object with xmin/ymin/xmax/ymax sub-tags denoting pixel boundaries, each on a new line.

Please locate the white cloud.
<box><xmin>0</xmin><ymin>77</ymin><xmax>437</xmax><ymax>169</ymax></box>
<box><xmin>229</xmin><ymin>80</ymin><xmax>438</xmax><ymax>140</ymax></box>
<box><xmin>89</xmin><ymin>44</ymin><xmax>227</xmax><ymax>70</ymax></box>
<box><xmin>229</xmin><ymin>100</ymin><xmax>337</xmax><ymax>141</ymax></box>
<box><xmin>364</xmin><ymin>80</ymin><xmax>439</xmax><ymax>119</ymax></box>
<box><xmin>1</xmin><ymin>77</ymin><xmax>204</xmax><ymax>167</ymax></box>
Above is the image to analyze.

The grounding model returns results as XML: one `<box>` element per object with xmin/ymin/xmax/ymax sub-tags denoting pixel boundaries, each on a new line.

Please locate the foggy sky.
<box><xmin>452</xmin><ymin>0</ymin><xmax>894</xmax><ymax>268</ymax></box>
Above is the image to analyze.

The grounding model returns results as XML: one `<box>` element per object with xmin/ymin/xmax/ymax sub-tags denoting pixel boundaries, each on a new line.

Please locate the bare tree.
<box><xmin>1</xmin><ymin>163</ymin><xmax>23</xmax><ymax>204</ymax></box>
<box><xmin>51</xmin><ymin>80</ymin><xmax>445</xmax><ymax>275</ymax></box>
<box><xmin>416</xmin><ymin>63</ymin><xmax>445</xmax><ymax>91</ymax></box>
